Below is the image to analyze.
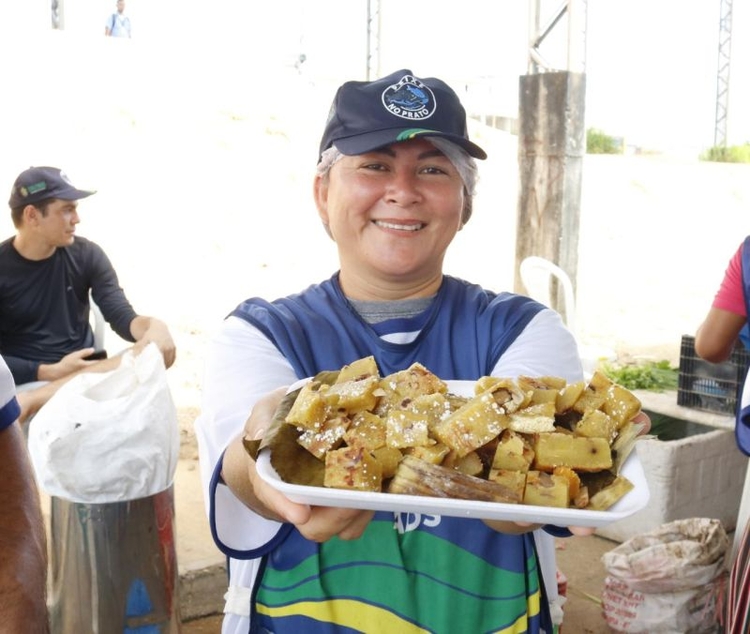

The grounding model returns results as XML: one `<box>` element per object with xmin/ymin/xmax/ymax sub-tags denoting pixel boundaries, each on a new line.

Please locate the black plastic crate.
<box><xmin>677</xmin><ymin>335</ymin><xmax>750</xmax><ymax>415</ymax></box>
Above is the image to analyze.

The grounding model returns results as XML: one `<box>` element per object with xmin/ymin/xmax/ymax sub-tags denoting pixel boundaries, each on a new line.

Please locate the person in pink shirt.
<box><xmin>695</xmin><ymin>240</ymin><xmax>749</xmax><ymax>362</ymax></box>
<box><xmin>696</xmin><ymin>236</ymin><xmax>750</xmax><ymax>634</ymax></box>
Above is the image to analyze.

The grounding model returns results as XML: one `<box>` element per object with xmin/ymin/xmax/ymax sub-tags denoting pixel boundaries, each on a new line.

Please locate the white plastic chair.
<box><xmin>519</xmin><ymin>255</ymin><xmax>616</xmax><ymax>377</ymax></box>
<box><xmin>519</xmin><ymin>256</ymin><xmax>577</xmax><ymax>333</ymax></box>
<box><xmin>90</xmin><ymin>298</ymin><xmax>106</xmax><ymax>351</ymax></box>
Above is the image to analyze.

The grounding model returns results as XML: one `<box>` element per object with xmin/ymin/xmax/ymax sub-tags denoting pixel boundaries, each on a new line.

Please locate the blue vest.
<box><xmin>231</xmin><ymin>273</ymin><xmax>543</xmax><ymax>380</ymax></box>
<box><xmin>229</xmin><ymin>274</ymin><xmax>556</xmax><ymax>633</ymax></box>
<box><xmin>736</xmin><ymin>237</ymin><xmax>750</xmax><ymax>455</ymax></box>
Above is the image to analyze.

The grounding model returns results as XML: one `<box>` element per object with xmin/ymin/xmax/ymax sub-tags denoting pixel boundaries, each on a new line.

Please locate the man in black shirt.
<box><xmin>1</xmin><ymin>166</ymin><xmax>176</xmax><ymax>421</ymax></box>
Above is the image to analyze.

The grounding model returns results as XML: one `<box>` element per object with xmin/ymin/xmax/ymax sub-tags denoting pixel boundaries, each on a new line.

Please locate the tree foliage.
<box><xmin>700</xmin><ymin>144</ymin><xmax>750</xmax><ymax>164</ymax></box>
<box><xmin>586</xmin><ymin>128</ymin><xmax>622</xmax><ymax>155</ymax></box>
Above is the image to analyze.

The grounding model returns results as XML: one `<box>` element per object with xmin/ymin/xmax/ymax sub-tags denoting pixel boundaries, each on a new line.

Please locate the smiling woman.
<box><xmin>194</xmin><ymin>68</ymin><xmax>587</xmax><ymax>634</ymax></box>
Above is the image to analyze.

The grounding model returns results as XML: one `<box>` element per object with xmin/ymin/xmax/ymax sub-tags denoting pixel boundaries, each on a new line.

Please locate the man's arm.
<box><xmin>129</xmin><ymin>316</ymin><xmax>176</xmax><ymax>368</ymax></box>
<box><xmin>36</xmin><ymin>349</ymin><xmax>102</xmax><ymax>382</ymax></box>
<box><xmin>0</xmin><ymin>423</ymin><xmax>49</xmax><ymax>632</ymax></box>
<box><xmin>16</xmin><ymin>354</ymin><xmax>122</xmax><ymax>424</ymax></box>
<box><xmin>85</xmin><ymin>241</ymin><xmax>175</xmax><ymax>368</ymax></box>
<box><xmin>3</xmin><ymin>347</ymin><xmax>105</xmax><ymax>385</ymax></box>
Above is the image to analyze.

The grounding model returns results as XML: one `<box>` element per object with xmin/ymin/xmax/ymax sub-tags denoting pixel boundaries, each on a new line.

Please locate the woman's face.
<box><xmin>314</xmin><ymin>138</ymin><xmax>466</xmax><ymax>299</ymax></box>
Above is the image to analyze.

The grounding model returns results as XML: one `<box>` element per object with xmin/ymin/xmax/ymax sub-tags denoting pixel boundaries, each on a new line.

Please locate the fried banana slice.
<box><xmin>388</xmin><ymin>455</ymin><xmax>521</xmax><ymax>503</ymax></box>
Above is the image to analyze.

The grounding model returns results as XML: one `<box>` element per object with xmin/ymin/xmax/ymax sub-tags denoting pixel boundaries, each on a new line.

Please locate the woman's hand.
<box><xmin>223</xmin><ymin>387</ymin><xmax>375</xmax><ymax>542</ymax></box>
<box><xmin>633</xmin><ymin>410</ymin><xmax>651</xmax><ymax>435</ymax></box>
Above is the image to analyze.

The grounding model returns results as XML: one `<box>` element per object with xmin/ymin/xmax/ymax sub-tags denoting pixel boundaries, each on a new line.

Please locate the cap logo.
<box><xmin>26</xmin><ymin>181</ymin><xmax>48</xmax><ymax>196</ymax></box>
<box><xmin>381</xmin><ymin>74</ymin><xmax>436</xmax><ymax>121</ymax></box>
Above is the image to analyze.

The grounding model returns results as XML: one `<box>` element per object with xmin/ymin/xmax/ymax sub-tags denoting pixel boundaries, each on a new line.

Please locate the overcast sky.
<box><xmin>158</xmin><ymin>0</ymin><xmax>746</xmax><ymax>154</ymax></box>
<box><xmin>7</xmin><ymin>0</ymin><xmax>749</xmax><ymax>154</ymax></box>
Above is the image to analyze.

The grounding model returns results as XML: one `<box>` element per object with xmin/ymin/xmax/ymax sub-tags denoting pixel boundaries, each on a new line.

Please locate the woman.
<box><xmin>195</xmin><ymin>69</ymin><xmax>586</xmax><ymax>633</ymax></box>
<box><xmin>695</xmin><ymin>235</ymin><xmax>750</xmax><ymax>633</ymax></box>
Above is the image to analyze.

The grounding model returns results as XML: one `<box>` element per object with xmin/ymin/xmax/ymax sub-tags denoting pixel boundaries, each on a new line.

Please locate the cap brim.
<box><xmin>59</xmin><ymin>187</ymin><xmax>96</xmax><ymax>201</ymax></box>
<box><xmin>333</xmin><ymin>128</ymin><xmax>487</xmax><ymax>160</ymax></box>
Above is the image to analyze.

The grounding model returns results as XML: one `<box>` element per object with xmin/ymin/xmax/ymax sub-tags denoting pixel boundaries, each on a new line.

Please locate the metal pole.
<box><xmin>516</xmin><ymin>0</ymin><xmax>588</xmax><ymax>299</ymax></box>
<box><xmin>366</xmin><ymin>0</ymin><xmax>381</xmax><ymax>80</ymax></box>
<box><xmin>714</xmin><ymin>0</ymin><xmax>733</xmax><ymax>148</ymax></box>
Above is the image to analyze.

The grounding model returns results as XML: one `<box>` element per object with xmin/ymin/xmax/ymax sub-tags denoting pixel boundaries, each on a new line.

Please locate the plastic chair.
<box><xmin>519</xmin><ymin>256</ymin><xmax>577</xmax><ymax>332</ymax></box>
<box><xmin>90</xmin><ymin>298</ymin><xmax>106</xmax><ymax>351</ymax></box>
<box><xmin>519</xmin><ymin>255</ymin><xmax>616</xmax><ymax>376</ymax></box>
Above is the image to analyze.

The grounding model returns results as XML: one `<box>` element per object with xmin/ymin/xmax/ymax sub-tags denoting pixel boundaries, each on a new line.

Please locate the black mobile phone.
<box><xmin>84</xmin><ymin>349</ymin><xmax>108</xmax><ymax>361</ymax></box>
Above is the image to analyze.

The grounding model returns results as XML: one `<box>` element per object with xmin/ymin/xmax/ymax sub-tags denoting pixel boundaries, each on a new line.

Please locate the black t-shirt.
<box><xmin>0</xmin><ymin>236</ymin><xmax>137</xmax><ymax>384</ymax></box>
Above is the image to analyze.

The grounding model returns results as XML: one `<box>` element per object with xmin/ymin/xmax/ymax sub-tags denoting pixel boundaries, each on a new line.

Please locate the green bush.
<box><xmin>586</xmin><ymin>128</ymin><xmax>623</xmax><ymax>154</ymax></box>
<box><xmin>700</xmin><ymin>143</ymin><xmax>750</xmax><ymax>163</ymax></box>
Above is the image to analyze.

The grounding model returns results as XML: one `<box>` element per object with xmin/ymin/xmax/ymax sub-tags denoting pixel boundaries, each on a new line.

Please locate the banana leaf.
<box><xmin>242</xmin><ymin>370</ymin><xmax>340</xmax><ymax>487</ymax></box>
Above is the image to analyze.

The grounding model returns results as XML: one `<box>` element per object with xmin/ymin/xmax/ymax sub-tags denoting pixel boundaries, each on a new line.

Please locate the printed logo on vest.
<box><xmin>394</xmin><ymin>512</ymin><xmax>441</xmax><ymax>534</ymax></box>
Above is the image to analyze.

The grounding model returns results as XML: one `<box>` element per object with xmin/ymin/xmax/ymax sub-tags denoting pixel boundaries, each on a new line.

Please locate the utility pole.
<box><xmin>51</xmin><ymin>0</ymin><xmax>63</xmax><ymax>29</ymax></box>
<box><xmin>515</xmin><ymin>0</ymin><xmax>587</xmax><ymax>314</ymax></box>
<box><xmin>366</xmin><ymin>0</ymin><xmax>381</xmax><ymax>80</ymax></box>
<box><xmin>714</xmin><ymin>0</ymin><xmax>733</xmax><ymax>148</ymax></box>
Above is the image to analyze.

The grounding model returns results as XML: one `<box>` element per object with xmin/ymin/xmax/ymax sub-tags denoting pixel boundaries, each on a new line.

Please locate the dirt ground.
<box><xmin>183</xmin><ymin>613</ymin><xmax>223</xmax><ymax>633</ymax></box>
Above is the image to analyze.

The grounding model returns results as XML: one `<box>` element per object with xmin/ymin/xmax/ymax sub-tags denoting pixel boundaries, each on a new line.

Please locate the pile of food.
<box><xmin>246</xmin><ymin>357</ymin><xmax>646</xmax><ymax>512</ymax></box>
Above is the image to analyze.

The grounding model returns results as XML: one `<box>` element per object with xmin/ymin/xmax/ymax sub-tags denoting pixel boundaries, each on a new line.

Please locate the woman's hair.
<box><xmin>317</xmin><ymin>138</ymin><xmax>478</xmax><ymax>224</ymax></box>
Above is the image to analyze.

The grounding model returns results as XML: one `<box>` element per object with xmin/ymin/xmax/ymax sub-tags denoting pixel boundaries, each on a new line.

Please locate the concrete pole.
<box><xmin>514</xmin><ymin>71</ymin><xmax>586</xmax><ymax>314</ymax></box>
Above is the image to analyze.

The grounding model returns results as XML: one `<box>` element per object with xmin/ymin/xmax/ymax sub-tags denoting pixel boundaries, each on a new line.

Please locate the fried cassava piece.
<box><xmin>245</xmin><ymin>357</ymin><xmax>646</xmax><ymax>511</ymax></box>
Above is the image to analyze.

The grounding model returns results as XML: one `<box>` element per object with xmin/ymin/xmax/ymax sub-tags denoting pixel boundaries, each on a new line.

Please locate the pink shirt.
<box><xmin>713</xmin><ymin>242</ymin><xmax>745</xmax><ymax>316</ymax></box>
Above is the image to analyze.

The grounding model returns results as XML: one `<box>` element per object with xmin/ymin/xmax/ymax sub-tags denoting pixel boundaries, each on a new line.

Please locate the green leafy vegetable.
<box><xmin>601</xmin><ymin>360</ymin><xmax>678</xmax><ymax>392</ymax></box>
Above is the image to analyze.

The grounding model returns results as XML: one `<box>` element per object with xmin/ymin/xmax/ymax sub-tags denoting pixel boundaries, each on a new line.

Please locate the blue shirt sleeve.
<box><xmin>0</xmin><ymin>357</ymin><xmax>20</xmax><ymax>430</ymax></box>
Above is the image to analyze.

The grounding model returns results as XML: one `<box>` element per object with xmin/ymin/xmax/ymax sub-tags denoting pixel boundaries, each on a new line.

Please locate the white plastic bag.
<box><xmin>601</xmin><ymin>518</ymin><xmax>729</xmax><ymax>633</ymax></box>
<box><xmin>28</xmin><ymin>343</ymin><xmax>179</xmax><ymax>503</ymax></box>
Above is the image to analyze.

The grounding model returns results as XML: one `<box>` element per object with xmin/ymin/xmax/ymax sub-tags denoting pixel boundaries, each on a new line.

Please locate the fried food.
<box><xmin>251</xmin><ymin>362</ymin><xmax>643</xmax><ymax>512</ymax></box>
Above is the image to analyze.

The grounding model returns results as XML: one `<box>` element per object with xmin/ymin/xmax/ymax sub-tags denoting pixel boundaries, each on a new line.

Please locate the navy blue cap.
<box><xmin>319</xmin><ymin>69</ymin><xmax>487</xmax><ymax>162</ymax></box>
<box><xmin>8</xmin><ymin>166</ymin><xmax>95</xmax><ymax>208</ymax></box>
